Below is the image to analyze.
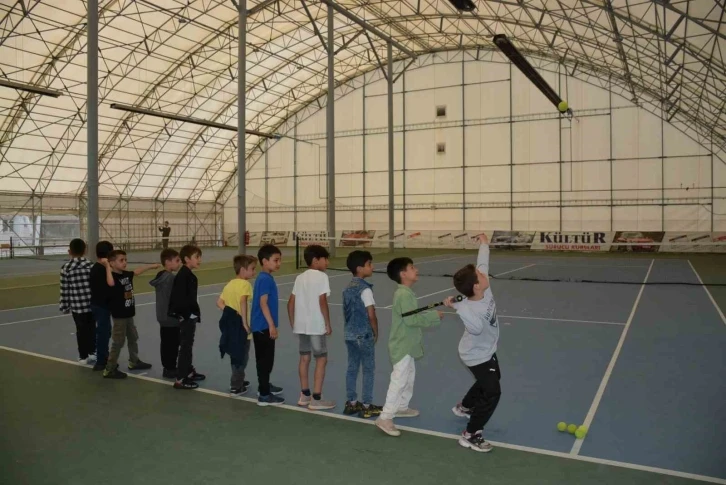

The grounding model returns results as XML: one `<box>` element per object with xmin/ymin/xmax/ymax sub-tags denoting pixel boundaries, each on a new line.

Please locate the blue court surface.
<box><xmin>1</xmin><ymin>253</ymin><xmax>725</xmax><ymax>483</ymax></box>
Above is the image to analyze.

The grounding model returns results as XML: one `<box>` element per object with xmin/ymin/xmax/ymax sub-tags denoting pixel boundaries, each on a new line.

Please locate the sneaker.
<box><xmin>452</xmin><ymin>402</ymin><xmax>472</xmax><ymax>418</ymax></box>
<box><xmin>243</xmin><ymin>380</ymin><xmax>250</xmax><ymax>388</ymax></box>
<box><xmin>174</xmin><ymin>378</ymin><xmax>199</xmax><ymax>390</ymax></box>
<box><xmin>395</xmin><ymin>408</ymin><xmax>420</xmax><ymax>418</ymax></box>
<box><xmin>344</xmin><ymin>401</ymin><xmax>362</xmax><ymax>415</ymax></box>
<box><xmin>309</xmin><ymin>398</ymin><xmax>336</xmax><ymax>411</ymax></box>
<box><xmin>102</xmin><ymin>368</ymin><xmax>127</xmax><ymax>379</ymax></box>
<box><xmin>86</xmin><ymin>354</ymin><xmax>97</xmax><ymax>365</ymax></box>
<box><xmin>458</xmin><ymin>431</ymin><xmax>493</xmax><ymax>453</ymax></box>
<box><xmin>257</xmin><ymin>394</ymin><xmax>285</xmax><ymax>407</ymax></box>
<box><xmin>375</xmin><ymin>417</ymin><xmax>401</xmax><ymax>437</ymax></box>
<box><xmin>269</xmin><ymin>383</ymin><xmax>283</xmax><ymax>395</ymax></box>
<box><xmin>92</xmin><ymin>362</ymin><xmax>106</xmax><ymax>371</ymax></box>
<box><xmin>298</xmin><ymin>393</ymin><xmax>312</xmax><ymax>407</ymax></box>
<box><xmin>78</xmin><ymin>357</ymin><xmax>88</xmax><ymax>365</ymax></box>
<box><xmin>188</xmin><ymin>369</ymin><xmax>206</xmax><ymax>381</ymax></box>
<box><xmin>230</xmin><ymin>387</ymin><xmax>248</xmax><ymax>397</ymax></box>
<box><xmin>128</xmin><ymin>360</ymin><xmax>152</xmax><ymax>370</ymax></box>
<box><xmin>162</xmin><ymin>368</ymin><xmax>177</xmax><ymax>379</ymax></box>
<box><xmin>359</xmin><ymin>404</ymin><xmax>383</xmax><ymax>419</ymax></box>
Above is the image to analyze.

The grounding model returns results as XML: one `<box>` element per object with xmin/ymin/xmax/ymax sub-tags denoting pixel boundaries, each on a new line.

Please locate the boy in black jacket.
<box><xmin>169</xmin><ymin>244</ymin><xmax>205</xmax><ymax>389</ymax></box>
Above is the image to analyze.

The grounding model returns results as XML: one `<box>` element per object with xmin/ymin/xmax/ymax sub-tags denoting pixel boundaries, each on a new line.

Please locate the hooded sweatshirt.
<box><xmin>149</xmin><ymin>270</ymin><xmax>179</xmax><ymax>327</ymax></box>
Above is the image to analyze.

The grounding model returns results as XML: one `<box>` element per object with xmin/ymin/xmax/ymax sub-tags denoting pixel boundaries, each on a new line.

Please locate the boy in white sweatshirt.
<box><xmin>444</xmin><ymin>233</ymin><xmax>501</xmax><ymax>453</ymax></box>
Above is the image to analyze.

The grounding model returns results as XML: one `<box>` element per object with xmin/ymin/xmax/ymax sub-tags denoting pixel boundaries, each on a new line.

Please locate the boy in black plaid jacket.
<box><xmin>59</xmin><ymin>238</ymin><xmax>96</xmax><ymax>364</ymax></box>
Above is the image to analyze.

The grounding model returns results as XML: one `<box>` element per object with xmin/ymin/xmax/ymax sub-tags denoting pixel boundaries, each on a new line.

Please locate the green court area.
<box><xmin>0</xmin><ymin>348</ymin><xmax>711</xmax><ymax>485</ymax></box>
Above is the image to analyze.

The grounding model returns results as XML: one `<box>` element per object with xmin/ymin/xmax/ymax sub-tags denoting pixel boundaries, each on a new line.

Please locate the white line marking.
<box><xmin>570</xmin><ymin>259</ymin><xmax>654</xmax><ymax>456</ymax></box>
<box><xmin>1</xmin><ymin>344</ymin><xmax>724</xmax><ymax>485</ymax></box>
<box><xmin>687</xmin><ymin>260</ymin><xmax>726</xmax><ymax>327</ymax></box>
<box><xmin>493</xmin><ymin>263</ymin><xmax>537</xmax><ymax>277</ymax></box>
<box><xmin>499</xmin><ymin>315</ymin><xmax>626</xmax><ymax>326</ymax></box>
<box><xmin>0</xmin><ymin>314</ymin><xmax>70</xmax><ymax>326</ymax></box>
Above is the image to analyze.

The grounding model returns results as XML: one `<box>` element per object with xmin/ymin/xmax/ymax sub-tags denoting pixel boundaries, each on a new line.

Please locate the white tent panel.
<box><xmin>663</xmin><ymin>206</ymin><xmax>712</xmax><ymax>231</ymax></box>
<box><xmin>464</xmin><ymin>165</ymin><xmax>511</xmax><ymax>204</ymax></box>
<box><xmin>613</xmin><ymin>158</ymin><xmax>662</xmax><ymax>200</ymax></box>
<box><xmin>571</xmin><ymin>115</ymin><xmax>610</xmax><ymax>161</ymax></box>
<box><xmin>334</xmin><ymin>136</ymin><xmax>363</xmax><ymax>173</ymax></box>
<box><xmin>295</xmin><ymin>142</ymin><xmax>322</xmax><ymax>176</ymax></box>
<box><xmin>267</xmin><ymin>176</ymin><xmax>295</xmax><ymax>206</ymax></box>
<box><xmin>513</xmin><ymin>208</ymin><xmax>559</xmax><ymax>230</ymax></box>
<box><xmin>406</xmin><ymin>209</ymin><xmax>462</xmax><ymax>230</ymax></box>
<box><xmin>366</xmin><ymin>92</ymin><xmax>403</xmax><ymax>128</ymax></box>
<box><xmin>465</xmin><ymin>208</ymin><xmax>510</xmax><ymax>230</ymax></box>
<box><xmin>565</xmin><ymin>77</ymin><xmax>610</xmax><ymax>111</ymax></box>
<box><xmin>464</xmin><ymin>81</ymin><xmax>510</xmax><ymax>120</ymax></box>
<box><xmin>562</xmin><ymin>207</ymin><xmax>612</xmax><ymax>231</ymax></box>
<box><xmin>612</xmin><ymin>206</ymin><xmax>662</xmax><ymax>230</ymax></box>
<box><xmin>465</xmin><ymin>124</ymin><xmax>510</xmax><ymax>167</ymax></box>
<box><xmin>366</xmin><ymin>133</ymin><xmax>404</xmax><ymax>172</ymax></box>
<box><xmin>663</xmin><ymin>156</ymin><xmax>711</xmax><ymax>200</ymax></box>
<box><xmin>513</xmin><ymin>119</ymin><xmax>559</xmax><ymax>164</ymax></box>
<box><xmin>464</xmin><ymin>58</ymin><xmax>510</xmax><ymax>85</ymax></box>
<box><xmin>296</xmin><ymin>175</ymin><xmax>323</xmax><ymax>206</ymax></box>
<box><xmin>612</xmin><ymin>107</ymin><xmax>662</xmax><ymax>160</ymax></box>
<box><xmin>334</xmin><ymin>90</ymin><xmax>363</xmax><ymax>132</ymax></box>
<box><xmin>513</xmin><ymin>164</ymin><xmax>558</xmax><ymax>200</ymax></box>
<box><xmin>512</xmin><ymin>67</ymin><xmax>558</xmax><ymax>116</ymax></box>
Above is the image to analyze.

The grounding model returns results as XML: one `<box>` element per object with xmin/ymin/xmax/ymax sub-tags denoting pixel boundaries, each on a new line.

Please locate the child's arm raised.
<box><xmin>476</xmin><ymin>233</ymin><xmax>491</xmax><ymax>279</ymax></box>
<box><xmin>134</xmin><ymin>263</ymin><xmax>161</xmax><ymax>276</ymax></box>
<box><xmin>260</xmin><ymin>295</ymin><xmax>278</xmax><ymax>339</ymax></box>
<box><xmin>320</xmin><ymin>294</ymin><xmax>332</xmax><ymax>336</ymax></box>
<box><xmin>100</xmin><ymin>259</ymin><xmax>115</xmax><ymax>287</ymax></box>
<box><xmin>287</xmin><ymin>294</ymin><xmax>295</xmax><ymax>329</ymax></box>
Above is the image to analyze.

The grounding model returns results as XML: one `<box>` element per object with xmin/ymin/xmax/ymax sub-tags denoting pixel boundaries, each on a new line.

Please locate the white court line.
<box><xmin>687</xmin><ymin>260</ymin><xmax>726</xmax><ymax>327</ymax></box>
<box><xmin>570</xmin><ymin>259</ymin><xmax>654</xmax><ymax>456</ymax></box>
<box><xmin>1</xmin><ymin>345</ymin><xmax>723</xmax><ymax>485</ymax></box>
<box><xmin>494</xmin><ymin>263</ymin><xmax>537</xmax><ymax>277</ymax></box>
<box><xmin>499</xmin><ymin>315</ymin><xmax>626</xmax><ymax>326</ymax></box>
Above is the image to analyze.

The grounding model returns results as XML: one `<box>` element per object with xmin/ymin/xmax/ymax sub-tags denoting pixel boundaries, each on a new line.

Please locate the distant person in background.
<box><xmin>159</xmin><ymin>221</ymin><xmax>171</xmax><ymax>249</ymax></box>
<box><xmin>59</xmin><ymin>238</ymin><xmax>96</xmax><ymax>365</ymax></box>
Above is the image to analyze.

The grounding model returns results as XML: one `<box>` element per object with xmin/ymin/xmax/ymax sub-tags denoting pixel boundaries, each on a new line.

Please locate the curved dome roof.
<box><xmin>0</xmin><ymin>0</ymin><xmax>723</xmax><ymax>200</ymax></box>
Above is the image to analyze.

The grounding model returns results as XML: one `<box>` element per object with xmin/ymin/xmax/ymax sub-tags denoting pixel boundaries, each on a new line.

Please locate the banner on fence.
<box><xmin>531</xmin><ymin>231</ymin><xmax>614</xmax><ymax>252</ymax></box>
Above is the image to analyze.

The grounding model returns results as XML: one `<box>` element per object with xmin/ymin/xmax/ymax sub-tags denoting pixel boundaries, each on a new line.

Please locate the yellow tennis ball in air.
<box><xmin>557</xmin><ymin>422</ymin><xmax>567</xmax><ymax>432</ymax></box>
<box><xmin>558</xmin><ymin>101</ymin><xmax>569</xmax><ymax>112</ymax></box>
<box><xmin>567</xmin><ymin>424</ymin><xmax>577</xmax><ymax>434</ymax></box>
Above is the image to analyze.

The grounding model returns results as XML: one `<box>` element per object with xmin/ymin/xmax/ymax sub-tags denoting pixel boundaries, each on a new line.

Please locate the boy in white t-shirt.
<box><xmin>287</xmin><ymin>244</ymin><xmax>336</xmax><ymax>411</ymax></box>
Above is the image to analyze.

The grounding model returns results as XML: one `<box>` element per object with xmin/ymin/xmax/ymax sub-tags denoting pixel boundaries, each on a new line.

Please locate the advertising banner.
<box><xmin>294</xmin><ymin>231</ymin><xmax>328</xmax><ymax>247</ymax></box>
<box><xmin>660</xmin><ymin>232</ymin><xmax>726</xmax><ymax>253</ymax></box>
<box><xmin>491</xmin><ymin>231</ymin><xmax>536</xmax><ymax>250</ymax></box>
<box><xmin>609</xmin><ymin>231</ymin><xmax>664</xmax><ymax>252</ymax></box>
<box><xmin>531</xmin><ymin>231</ymin><xmax>614</xmax><ymax>252</ymax></box>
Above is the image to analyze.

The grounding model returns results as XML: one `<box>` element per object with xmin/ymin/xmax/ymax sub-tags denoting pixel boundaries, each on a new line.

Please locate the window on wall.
<box><xmin>436</xmin><ymin>105</ymin><xmax>447</xmax><ymax>118</ymax></box>
<box><xmin>436</xmin><ymin>142</ymin><xmax>446</xmax><ymax>154</ymax></box>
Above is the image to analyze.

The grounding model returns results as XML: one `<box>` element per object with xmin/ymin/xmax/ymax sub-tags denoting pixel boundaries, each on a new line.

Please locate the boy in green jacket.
<box><xmin>375</xmin><ymin>257</ymin><xmax>443</xmax><ymax>437</ymax></box>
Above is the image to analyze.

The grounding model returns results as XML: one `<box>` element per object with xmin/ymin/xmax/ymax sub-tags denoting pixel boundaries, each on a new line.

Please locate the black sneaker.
<box><xmin>92</xmin><ymin>362</ymin><xmax>107</xmax><ymax>371</ymax></box>
<box><xmin>103</xmin><ymin>368</ymin><xmax>127</xmax><ymax>379</ymax></box>
<box><xmin>269</xmin><ymin>383</ymin><xmax>283</xmax><ymax>395</ymax></box>
<box><xmin>230</xmin><ymin>386</ymin><xmax>248</xmax><ymax>397</ymax></box>
<box><xmin>243</xmin><ymin>380</ymin><xmax>250</xmax><ymax>388</ymax></box>
<box><xmin>257</xmin><ymin>394</ymin><xmax>285</xmax><ymax>407</ymax></box>
<box><xmin>128</xmin><ymin>360</ymin><xmax>152</xmax><ymax>370</ymax></box>
<box><xmin>188</xmin><ymin>368</ymin><xmax>206</xmax><ymax>381</ymax></box>
<box><xmin>344</xmin><ymin>401</ymin><xmax>362</xmax><ymax>416</ymax></box>
<box><xmin>359</xmin><ymin>404</ymin><xmax>383</xmax><ymax>419</ymax></box>
<box><xmin>174</xmin><ymin>378</ymin><xmax>199</xmax><ymax>390</ymax></box>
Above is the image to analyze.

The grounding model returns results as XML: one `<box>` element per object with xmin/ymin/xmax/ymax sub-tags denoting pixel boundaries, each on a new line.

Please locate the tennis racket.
<box><xmin>401</xmin><ymin>295</ymin><xmax>463</xmax><ymax>317</ymax></box>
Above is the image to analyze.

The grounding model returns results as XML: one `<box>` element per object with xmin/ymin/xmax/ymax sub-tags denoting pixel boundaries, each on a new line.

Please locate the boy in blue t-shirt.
<box><xmin>251</xmin><ymin>244</ymin><xmax>285</xmax><ymax>406</ymax></box>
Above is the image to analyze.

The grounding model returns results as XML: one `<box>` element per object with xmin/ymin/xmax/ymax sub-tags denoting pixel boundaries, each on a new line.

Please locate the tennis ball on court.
<box><xmin>575</xmin><ymin>428</ymin><xmax>587</xmax><ymax>439</ymax></box>
<box><xmin>567</xmin><ymin>424</ymin><xmax>577</xmax><ymax>434</ymax></box>
<box><xmin>558</xmin><ymin>101</ymin><xmax>568</xmax><ymax>112</ymax></box>
<box><xmin>557</xmin><ymin>422</ymin><xmax>567</xmax><ymax>432</ymax></box>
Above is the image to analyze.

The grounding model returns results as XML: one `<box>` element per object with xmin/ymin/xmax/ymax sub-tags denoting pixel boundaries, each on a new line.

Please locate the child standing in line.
<box><xmin>59</xmin><ymin>238</ymin><xmax>96</xmax><ymax>365</ymax></box>
<box><xmin>342</xmin><ymin>250</ymin><xmax>382</xmax><ymax>418</ymax></box>
<box><xmin>149</xmin><ymin>248</ymin><xmax>182</xmax><ymax>379</ymax></box>
<box><xmin>251</xmin><ymin>244</ymin><xmax>285</xmax><ymax>406</ymax></box>
<box><xmin>444</xmin><ymin>233</ymin><xmax>501</xmax><ymax>453</ymax></box>
<box><xmin>218</xmin><ymin>255</ymin><xmax>257</xmax><ymax>396</ymax></box>
<box><xmin>103</xmin><ymin>250</ymin><xmax>158</xmax><ymax>379</ymax></box>
<box><xmin>375</xmin><ymin>257</ymin><xmax>443</xmax><ymax>437</ymax></box>
<box><xmin>169</xmin><ymin>245</ymin><xmax>205</xmax><ymax>390</ymax></box>
<box><xmin>89</xmin><ymin>241</ymin><xmax>115</xmax><ymax>371</ymax></box>
<box><xmin>287</xmin><ymin>245</ymin><xmax>336</xmax><ymax>410</ymax></box>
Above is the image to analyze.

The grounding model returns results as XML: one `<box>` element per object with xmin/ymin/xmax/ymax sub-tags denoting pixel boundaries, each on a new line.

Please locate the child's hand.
<box><xmin>443</xmin><ymin>296</ymin><xmax>457</xmax><ymax>308</ymax></box>
<box><xmin>373</xmin><ymin>332</ymin><xmax>378</xmax><ymax>344</ymax></box>
<box><xmin>99</xmin><ymin>258</ymin><xmax>110</xmax><ymax>267</ymax></box>
<box><xmin>243</xmin><ymin>323</ymin><xmax>251</xmax><ymax>334</ymax></box>
<box><xmin>325</xmin><ymin>324</ymin><xmax>332</xmax><ymax>336</ymax></box>
<box><xmin>477</xmin><ymin>233</ymin><xmax>489</xmax><ymax>244</ymax></box>
<box><xmin>270</xmin><ymin>327</ymin><xmax>279</xmax><ymax>340</ymax></box>
<box><xmin>437</xmin><ymin>310</ymin><xmax>444</xmax><ymax>319</ymax></box>
<box><xmin>154</xmin><ymin>263</ymin><xmax>161</xmax><ymax>269</ymax></box>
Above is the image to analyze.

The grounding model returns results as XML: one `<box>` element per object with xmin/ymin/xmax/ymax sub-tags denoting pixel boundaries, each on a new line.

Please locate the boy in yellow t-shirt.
<box><xmin>218</xmin><ymin>255</ymin><xmax>257</xmax><ymax>396</ymax></box>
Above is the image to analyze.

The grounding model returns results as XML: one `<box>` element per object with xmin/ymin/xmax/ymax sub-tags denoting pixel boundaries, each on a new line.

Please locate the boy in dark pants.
<box><xmin>103</xmin><ymin>250</ymin><xmax>158</xmax><ymax>379</ymax></box>
<box><xmin>251</xmin><ymin>244</ymin><xmax>284</xmax><ymax>406</ymax></box>
<box><xmin>150</xmin><ymin>248</ymin><xmax>182</xmax><ymax>378</ymax></box>
<box><xmin>444</xmin><ymin>234</ymin><xmax>501</xmax><ymax>453</ymax></box>
<box><xmin>59</xmin><ymin>238</ymin><xmax>96</xmax><ymax>365</ymax></box>
<box><xmin>169</xmin><ymin>244</ymin><xmax>205</xmax><ymax>389</ymax></box>
<box><xmin>89</xmin><ymin>240</ymin><xmax>115</xmax><ymax>371</ymax></box>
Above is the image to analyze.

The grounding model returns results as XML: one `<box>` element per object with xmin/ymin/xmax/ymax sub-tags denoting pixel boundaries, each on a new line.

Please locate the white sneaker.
<box><xmin>86</xmin><ymin>354</ymin><xmax>97</xmax><ymax>365</ymax></box>
<box><xmin>375</xmin><ymin>417</ymin><xmax>401</xmax><ymax>437</ymax></box>
<box><xmin>452</xmin><ymin>402</ymin><xmax>472</xmax><ymax>418</ymax></box>
<box><xmin>297</xmin><ymin>393</ymin><xmax>311</xmax><ymax>407</ymax></box>
<box><xmin>309</xmin><ymin>397</ymin><xmax>336</xmax><ymax>410</ymax></box>
<box><xmin>458</xmin><ymin>431</ymin><xmax>493</xmax><ymax>453</ymax></box>
<box><xmin>77</xmin><ymin>357</ymin><xmax>87</xmax><ymax>365</ymax></box>
<box><xmin>395</xmin><ymin>408</ymin><xmax>420</xmax><ymax>418</ymax></box>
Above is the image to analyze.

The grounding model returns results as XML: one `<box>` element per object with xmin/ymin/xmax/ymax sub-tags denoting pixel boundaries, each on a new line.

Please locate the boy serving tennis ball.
<box><xmin>375</xmin><ymin>257</ymin><xmax>443</xmax><ymax>437</ymax></box>
<box><xmin>444</xmin><ymin>233</ymin><xmax>501</xmax><ymax>453</ymax></box>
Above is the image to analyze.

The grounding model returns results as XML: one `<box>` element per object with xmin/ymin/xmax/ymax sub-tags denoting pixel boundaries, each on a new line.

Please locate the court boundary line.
<box><xmin>687</xmin><ymin>260</ymin><xmax>726</xmax><ymax>327</ymax></box>
<box><xmin>1</xmin><ymin>345</ymin><xmax>723</xmax><ymax>485</ymax></box>
<box><xmin>570</xmin><ymin>259</ymin><xmax>654</xmax><ymax>456</ymax></box>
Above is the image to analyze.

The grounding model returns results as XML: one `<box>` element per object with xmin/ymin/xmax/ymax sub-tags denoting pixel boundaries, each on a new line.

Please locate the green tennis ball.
<box><xmin>577</xmin><ymin>425</ymin><xmax>588</xmax><ymax>434</ymax></box>
<box><xmin>575</xmin><ymin>428</ymin><xmax>587</xmax><ymax>439</ymax></box>
<box><xmin>558</xmin><ymin>101</ymin><xmax>568</xmax><ymax>112</ymax></box>
<box><xmin>567</xmin><ymin>424</ymin><xmax>577</xmax><ymax>434</ymax></box>
<box><xmin>557</xmin><ymin>422</ymin><xmax>567</xmax><ymax>432</ymax></box>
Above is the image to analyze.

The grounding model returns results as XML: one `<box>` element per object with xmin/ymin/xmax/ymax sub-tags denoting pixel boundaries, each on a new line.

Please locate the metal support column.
<box><xmin>326</xmin><ymin>2</ymin><xmax>336</xmax><ymax>257</ymax></box>
<box><xmin>509</xmin><ymin>63</ymin><xmax>513</xmax><ymax>230</ymax></box>
<box><xmin>402</xmin><ymin>71</ymin><xmax>406</xmax><ymax>230</ymax></box>
<box><xmin>362</xmin><ymin>82</ymin><xmax>366</xmax><ymax>230</ymax></box>
<box><xmin>293</xmin><ymin>122</ymin><xmax>298</xmax><ymax>232</ymax></box>
<box><xmin>87</xmin><ymin>0</ymin><xmax>99</xmax><ymax>255</ymax></box>
<box><xmin>609</xmin><ymin>81</ymin><xmax>613</xmax><ymax>231</ymax></box>
<box><xmin>461</xmin><ymin>57</ymin><xmax>466</xmax><ymax>230</ymax></box>
<box><xmin>237</xmin><ymin>0</ymin><xmax>247</xmax><ymax>254</ymax></box>
<box><xmin>264</xmin><ymin>138</ymin><xmax>269</xmax><ymax>231</ymax></box>
<box><xmin>387</xmin><ymin>42</ymin><xmax>394</xmax><ymax>251</ymax></box>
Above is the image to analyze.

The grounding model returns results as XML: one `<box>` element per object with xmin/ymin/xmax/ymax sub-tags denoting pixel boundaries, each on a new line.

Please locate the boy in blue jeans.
<box><xmin>251</xmin><ymin>244</ymin><xmax>284</xmax><ymax>406</ymax></box>
<box><xmin>342</xmin><ymin>250</ymin><xmax>382</xmax><ymax>418</ymax></box>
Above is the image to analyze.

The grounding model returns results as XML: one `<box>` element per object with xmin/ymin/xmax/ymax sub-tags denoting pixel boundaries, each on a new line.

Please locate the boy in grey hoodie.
<box><xmin>150</xmin><ymin>248</ymin><xmax>182</xmax><ymax>378</ymax></box>
<box><xmin>444</xmin><ymin>233</ymin><xmax>501</xmax><ymax>453</ymax></box>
